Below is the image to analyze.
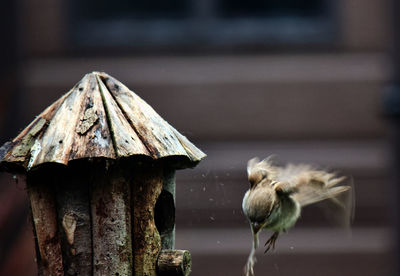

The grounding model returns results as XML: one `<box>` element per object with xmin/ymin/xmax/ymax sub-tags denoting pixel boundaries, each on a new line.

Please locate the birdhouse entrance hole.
<box><xmin>155</xmin><ymin>169</ymin><xmax>176</xmax><ymax>249</ymax></box>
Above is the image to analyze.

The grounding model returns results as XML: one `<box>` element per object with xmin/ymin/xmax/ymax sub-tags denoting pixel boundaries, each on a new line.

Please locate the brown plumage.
<box><xmin>242</xmin><ymin>157</ymin><xmax>352</xmax><ymax>276</ymax></box>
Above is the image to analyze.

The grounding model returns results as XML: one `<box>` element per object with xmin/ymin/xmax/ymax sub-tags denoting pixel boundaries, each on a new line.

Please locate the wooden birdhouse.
<box><xmin>0</xmin><ymin>72</ymin><xmax>205</xmax><ymax>276</ymax></box>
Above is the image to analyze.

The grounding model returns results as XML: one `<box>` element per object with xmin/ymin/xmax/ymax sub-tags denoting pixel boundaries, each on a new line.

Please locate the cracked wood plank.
<box><xmin>100</xmin><ymin>73</ymin><xmax>188</xmax><ymax>159</ymax></box>
<box><xmin>27</xmin><ymin>169</ymin><xmax>64</xmax><ymax>276</ymax></box>
<box><xmin>29</xmin><ymin>76</ymin><xmax>90</xmax><ymax>167</ymax></box>
<box><xmin>97</xmin><ymin>74</ymin><xmax>149</xmax><ymax>157</ymax></box>
<box><xmin>0</xmin><ymin>71</ymin><xmax>205</xmax><ymax>172</ymax></box>
<box><xmin>68</xmin><ymin>74</ymin><xmax>115</xmax><ymax>160</ymax></box>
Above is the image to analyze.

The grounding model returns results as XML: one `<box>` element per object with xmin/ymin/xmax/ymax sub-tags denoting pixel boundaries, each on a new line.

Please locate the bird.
<box><xmin>242</xmin><ymin>157</ymin><xmax>352</xmax><ymax>276</ymax></box>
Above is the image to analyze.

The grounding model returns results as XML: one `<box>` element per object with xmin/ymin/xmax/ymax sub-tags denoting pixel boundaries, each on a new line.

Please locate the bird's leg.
<box><xmin>264</xmin><ymin>232</ymin><xmax>279</xmax><ymax>253</ymax></box>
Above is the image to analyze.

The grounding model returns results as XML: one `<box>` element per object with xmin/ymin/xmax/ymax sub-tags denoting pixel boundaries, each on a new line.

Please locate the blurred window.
<box><xmin>70</xmin><ymin>0</ymin><xmax>335</xmax><ymax>50</ymax></box>
<box><xmin>219</xmin><ymin>0</ymin><xmax>324</xmax><ymax>17</ymax></box>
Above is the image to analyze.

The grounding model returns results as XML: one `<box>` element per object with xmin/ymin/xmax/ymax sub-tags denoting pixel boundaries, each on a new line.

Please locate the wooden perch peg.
<box><xmin>157</xmin><ymin>250</ymin><xmax>192</xmax><ymax>276</ymax></box>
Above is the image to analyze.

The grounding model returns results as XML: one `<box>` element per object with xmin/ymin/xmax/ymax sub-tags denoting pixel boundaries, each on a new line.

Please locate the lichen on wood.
<box><xmin>100</xmin><ymin>73</ymin><xmax>188</xmax><ymax>159</ymax></box>
<box><xmin>11</xmin><ymin>118</ymin><xmax>46</xmax><ymax>158</ymax></box>
<box><xmin>67</xmin><ymin>74</ymin><xmax>115</xmax><ymax>160</ymax></box>
<box><xmin>0</xmin><ymin>71</ymin><xmax>206</xmax><ymax>276</ymax></box>
<box><xmin>132</xmin><ymin>162</ymin><xmax>164</xmax><ymax>276</ymax></box>
<box><xmin>96</xmin><ymin>74</ymin><xmax>149</xmax><ymax>157</ymax></box>
<box><xmin>0</xmin><ymin>71</ymin><xmax>205</xmax><ymax>172</ymax></box>
<box><xmin>27</xmin><ymin>169</ymin><xmax>64</xmax><ymax>276</ymax></box>
<box><xmin>157</xmin><ymin>250</ymin><xmax>192</xmax><ymax>276</ymax></box>
<box><xmin>76</xmin><ymin>107</ymin><xmax>99</xmax><ymax>135</ymax></box>
<box><xmin>91</xmin><ymin>161</ymin><xmax>132</xmax><ymax>276</ymax></box>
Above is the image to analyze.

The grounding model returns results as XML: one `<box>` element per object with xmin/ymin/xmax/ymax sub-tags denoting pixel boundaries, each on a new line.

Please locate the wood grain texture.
<box><xmin>0</xmin><ymin>71</ymin><xmax>205</xmax><ymax>173</ymax></box>
<box><xmin>0</xmin><ymin>89</ymin><xmax>72</xmax><ymax>169</ymax></box>
<box><xmin>0</xmin><ymin>72</ymin><xmax>206</xmax><ymax>276</ymax></box>
<box><xmin>29</xmin><ymin>75</ymin><xmax>90</xmax><ymax>167</ymax></box>
<box><xmin>69</xmin><ymin>74</ymin><xmax>116</xmax><ymax>160</ymax></box>
<box><xmin>97</xmin><ymin>75</ymin><xmax>149</xmax><ymax>157</ymax></box>
<box><xmin>91</xmin><ymin>162</ymin><xmax>132</xmax><ymax>276</ymax></box>
<box><xmin>132</xmin><ymin>163</ymin><xmax>164</xmax><ymax>276</ymax></box>
<box><xmin>100</xmin><ymin>73</ymin><xmax>188</xmax><ymax>158</ymax></box>
<box><xmin>27</xmin><ymin>171</ymin><xmax>64</xmax><ymax>276</ymax></box>
<box><xmin>100</xmin><ymin>72</ymin><xmax>206</xmax><ymax>164</ymax></box>
<box><xmin>157</xmin><ymin>250</ymin><xmax>192</xmax><ymax>276</ymax></box>
<box><xmin>55</xmin><ymin>164</ymin><xmax>92</xmax><ymax>276</ymax></box>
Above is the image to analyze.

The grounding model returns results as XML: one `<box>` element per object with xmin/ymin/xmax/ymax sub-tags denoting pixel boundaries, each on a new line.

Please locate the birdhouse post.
<box><xmin>0</xmin><ymin>72</ymin><xmax>205</xmax><ymax>276</ymax></box>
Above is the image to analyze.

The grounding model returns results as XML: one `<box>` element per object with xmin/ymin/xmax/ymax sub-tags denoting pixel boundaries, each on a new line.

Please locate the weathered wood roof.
<box><xmin>0</xmin><ymin>72</ymin><xmax>205</xmax><ymax>172</ymax></box>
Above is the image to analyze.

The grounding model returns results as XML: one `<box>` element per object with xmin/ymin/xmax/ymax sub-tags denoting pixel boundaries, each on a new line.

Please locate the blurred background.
<box><xmin>0</xmin><ymin>0</ymin><xmax>397</xmax><ymax>275</ymax></box>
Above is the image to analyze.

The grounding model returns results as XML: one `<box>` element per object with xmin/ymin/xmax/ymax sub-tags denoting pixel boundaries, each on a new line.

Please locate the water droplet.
<box><xmin>202</xmin><ymin>187</ymin><xmax>206</xmax><ymax>192</ymax></box>
<box><xmin>290</xmin><ymin>246</ymin><xmax>294</xmax><ymax>250</ymax></box>
<box><xmin>209</xmin><ymin>198</ymin><xmax>214</xmax><ymax>202</ymax></box>
<box><xmin>210</xmin><ymin>216</ymin><xmax>215</xmax><ymax>221</ymax></box>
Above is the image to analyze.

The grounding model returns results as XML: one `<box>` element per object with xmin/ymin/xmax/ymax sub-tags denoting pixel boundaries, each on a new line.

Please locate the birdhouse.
<box><xmin>0</xmin><ymin>72</ymin><xmax>205</xmax><ymax>276</ymax></box>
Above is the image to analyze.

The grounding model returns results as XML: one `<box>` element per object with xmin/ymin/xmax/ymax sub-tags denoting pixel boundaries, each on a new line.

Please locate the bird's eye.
<box><xmin>249</xmin><ymin>179</ymin><xmax>256</xmax><ymax>188</ymax></box>
<box><xmin>252</xmin><ymin>218</ymin><xmax>264</xmax><ymax>226</ymax></box>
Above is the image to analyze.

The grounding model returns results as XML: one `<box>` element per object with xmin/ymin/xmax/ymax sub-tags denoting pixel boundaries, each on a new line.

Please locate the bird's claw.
<box><xmin>264</xmin><ymin>232</ymin><xmax>279</xmax><ymax>253</ymax></box>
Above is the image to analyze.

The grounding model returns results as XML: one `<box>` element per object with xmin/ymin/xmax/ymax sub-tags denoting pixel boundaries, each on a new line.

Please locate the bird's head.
<box><xmin>242</xmin><ymin>184</ymin><xmax>276</xmax><ymax>234</ymax></box>
<box><xmin>243</xmin><ymin>157</ymin><xmax>278</xmax><ymax>234</ymax></box>
<box><xmin>246</xmin><ymin>157</ymin><xmax>276</xmax><ymax>188</ymax></box>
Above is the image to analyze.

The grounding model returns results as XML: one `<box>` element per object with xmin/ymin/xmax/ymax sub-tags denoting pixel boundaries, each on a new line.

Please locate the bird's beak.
<box><xmin>251</xmin><ymin>222</ymin><xmax>262</xmax><ymax>234</ymax></box>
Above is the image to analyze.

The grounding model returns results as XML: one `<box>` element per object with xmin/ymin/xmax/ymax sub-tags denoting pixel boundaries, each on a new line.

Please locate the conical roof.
<box><xmin>0</xmin><ymin>72</ymin><xmax>205</xmax><ymax>172</ymax></box>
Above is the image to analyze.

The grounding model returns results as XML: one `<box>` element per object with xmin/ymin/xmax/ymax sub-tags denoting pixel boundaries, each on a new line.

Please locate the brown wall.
<box><xmin>21</xmin><ymin>0</ymin><xmax>390</xmax><ymax>56</ymax></box>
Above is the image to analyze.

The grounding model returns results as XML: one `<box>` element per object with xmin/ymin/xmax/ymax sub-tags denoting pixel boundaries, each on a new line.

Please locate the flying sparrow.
<box><xmin>242</xmin><ymin>157</ymin><xmax>352</xmax><ymax>276</ymax></box>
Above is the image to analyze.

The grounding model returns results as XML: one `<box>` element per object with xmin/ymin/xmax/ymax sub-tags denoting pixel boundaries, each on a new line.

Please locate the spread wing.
<box><xmin>275</xmin><ymin>162</ymin><xmax>354</xmax><ymax>228</ymax></box>
<box><xmin>248</xmin><ymin>157</ymin><xmax>353</xmax><ymax>220</ymax></box>
<box><xmin>247</xmin><ymin>156</ymin><xmax>354</xmax><ymax>234</ymax></box>
<box><xmin>274</xmin><ymin>163</ymin><xmax>350</xmax><ymax>207</ymax></box>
